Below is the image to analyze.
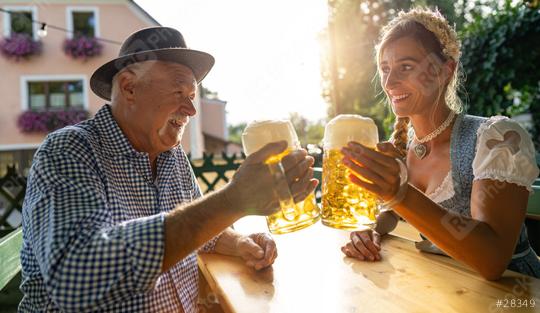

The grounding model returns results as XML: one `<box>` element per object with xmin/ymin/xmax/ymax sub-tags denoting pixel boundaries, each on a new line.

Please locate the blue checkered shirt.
<box><xmin>20</xmin><ymin>105</ymin><xmax>220</xmax><ymax>312</ymax></box>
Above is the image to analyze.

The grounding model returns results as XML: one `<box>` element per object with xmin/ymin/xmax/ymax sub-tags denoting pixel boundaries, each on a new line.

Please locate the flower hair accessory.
<box><xmin>382</xmin><ymin>8</ymin><xmax>461</xmax><ymax>61</ymax></box>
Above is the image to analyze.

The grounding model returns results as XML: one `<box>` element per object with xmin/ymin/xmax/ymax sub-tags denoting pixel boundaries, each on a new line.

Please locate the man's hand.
<box><xmin>163</xmin><ymin>141</ymin><xmax>313</xmax><ymax>272</ymax></box>
<box><xmin>224</xmin><ymin>141</ymin><xmax>318</xmax><ymax>217</ymax></box>
<box><xmin>234</xmin><ymin>233</ymin><xmax>277</xmax><ymax>270</ymax></box>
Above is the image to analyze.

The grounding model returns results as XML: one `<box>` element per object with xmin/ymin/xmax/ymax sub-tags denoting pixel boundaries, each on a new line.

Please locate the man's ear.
<box><xmin>117</xmin><ymin>70</ymin><xmax>137</xmax><ymax>104</ymax></box>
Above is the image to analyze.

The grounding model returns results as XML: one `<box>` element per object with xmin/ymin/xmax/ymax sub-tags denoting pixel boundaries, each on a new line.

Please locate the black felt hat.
<box><xmin>90</xmin><ymin>27</ymin><xmax>215</xmax><ymax>101</ymax></box>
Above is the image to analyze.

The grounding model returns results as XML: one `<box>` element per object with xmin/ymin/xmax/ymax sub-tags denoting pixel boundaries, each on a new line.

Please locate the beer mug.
<box><xmin>242</xmin><ymin>120</ymin><xmax>320</xmax><ymax>234</ymax></box>
<box><xmin>321</xmin><ymin>114</ymin><xmax>380</xmax><ymax>230</ymax></box>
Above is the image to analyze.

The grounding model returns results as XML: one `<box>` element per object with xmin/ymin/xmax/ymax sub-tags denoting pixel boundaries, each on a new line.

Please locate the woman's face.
<box><xmin>379</xmin><ymin>36</ymin><xmax>451</xmax><ymax>118</ymax></box>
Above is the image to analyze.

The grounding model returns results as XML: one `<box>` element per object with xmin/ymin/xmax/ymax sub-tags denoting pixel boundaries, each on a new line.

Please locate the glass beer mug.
<box><xmin>321</xmin><ymin>114</ymin><xmax>380</xmax><ymax>230</ymax></box>
<box><xmin>242</xmin><ymin>120</ymin><xmax>321</xmax><ymax>234</ymax></box>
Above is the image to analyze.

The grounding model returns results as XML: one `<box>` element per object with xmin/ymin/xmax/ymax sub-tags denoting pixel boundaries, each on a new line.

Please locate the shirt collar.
<box><xmin>94</xmin><ymin>105</ymin><xmax>177</xmax><ymax>159</ymax></box>
<box><xmin>93</xmin><ymin>104</ymin><xmax>142</xmax><ymax>157</ymax></box>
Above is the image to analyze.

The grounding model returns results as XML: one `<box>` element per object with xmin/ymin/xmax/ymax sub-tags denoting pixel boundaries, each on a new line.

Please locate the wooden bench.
<box><xmin>0</xmin><ymin>228</ymin><xmax>23</xmax><ymax>311</ymax></box>
<box><xmin>0</xmin><ymin>228</ymin><xmax>22</xmax><ymax>291</ymax></box>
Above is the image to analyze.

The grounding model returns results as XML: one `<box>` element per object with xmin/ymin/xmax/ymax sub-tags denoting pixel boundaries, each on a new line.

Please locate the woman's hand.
<box><xmin>341</xmin><ymin>141</ymin><xmax>403</xmax><ymax>202</ymax></box>
<box><xmin>341</xmin><ymin>229</ymin><xmax>382</xmax><ymax>261</ymax></box>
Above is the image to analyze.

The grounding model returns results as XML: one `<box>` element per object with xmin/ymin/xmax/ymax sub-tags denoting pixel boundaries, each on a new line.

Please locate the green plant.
<box><xmin>459</xmin><ymin>1</ymin><xmax>540</xmax><ymax>147</ymax></box>
<box><xmin>227</xmin><ymin>122</ymin><xmax>246</xmax><ymax>144</ymax></box>
<box><xmin>321</xmin><ymin>0</ymin><xmax>488</xmax><ymax>139</ymax></box>
<box><xmin>17</xmin><ymin>110</ymin><xmax>89</xmax><ymax>133</ymax></box>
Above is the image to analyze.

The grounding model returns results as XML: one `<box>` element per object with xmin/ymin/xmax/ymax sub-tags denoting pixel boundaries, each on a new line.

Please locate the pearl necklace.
<box><xmin>412</xmin><ymin>111</ymin><xmax>456</xmax><ymax>159</ymax></box>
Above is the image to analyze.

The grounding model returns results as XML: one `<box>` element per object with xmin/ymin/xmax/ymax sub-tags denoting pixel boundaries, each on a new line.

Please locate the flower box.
<box><xmin>63</xmin><ymin>36</ymin><xmax>103</xmax><ymax>60</ymax></box>
<box><xmin>0</xmin><ymin>33</ymin><xmax>42</xmax><ymax>60</ymax></box>
<box><xmin>17</xmin><ymin>110</ymin><xmax>89</xmax><ymax>133</ymax></box>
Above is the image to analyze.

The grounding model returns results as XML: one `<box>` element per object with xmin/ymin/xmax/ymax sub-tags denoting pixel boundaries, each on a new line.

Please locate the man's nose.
<box><xmin>180</xmin><ymin>99</ymin><xmax>197</xmax><ymax>117</ymax></box>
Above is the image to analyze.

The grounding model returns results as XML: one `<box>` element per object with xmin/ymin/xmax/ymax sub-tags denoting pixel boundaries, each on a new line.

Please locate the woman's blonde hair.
<box><xmin>375</xmin><ymin>8</ymin><xmax>464</xmax><ymax>157</ymax></box>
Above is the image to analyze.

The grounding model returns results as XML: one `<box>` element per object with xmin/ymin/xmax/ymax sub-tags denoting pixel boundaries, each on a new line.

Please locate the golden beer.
<box><xmin>242</xmin><ymin>120</ymin><xmax>320</xmax><ymax>234</ymax></box>
<box><xmin>321</xmin><ymin>115</ymin><xmax>380</xmax><ymax>230</ymax></box>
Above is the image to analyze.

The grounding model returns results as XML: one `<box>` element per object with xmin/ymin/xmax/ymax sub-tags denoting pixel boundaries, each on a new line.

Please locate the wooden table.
<box><xmin>198</xmin><ymin>217</ymin><xmax>540</xmax><ymax>313</ymax></box>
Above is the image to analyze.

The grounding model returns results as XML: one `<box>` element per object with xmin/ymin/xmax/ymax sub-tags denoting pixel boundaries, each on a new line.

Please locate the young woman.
<box><xmin>340</xmin><ymin>8</ymin><xmax>540</xmax><ymax>280</ymax></box>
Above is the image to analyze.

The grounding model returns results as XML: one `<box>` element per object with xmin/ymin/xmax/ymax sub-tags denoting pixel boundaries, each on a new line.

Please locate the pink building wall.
<box><xmin>0</xmin><ymin>0</ymin><xmax>209</xmax><ymax>156</ymax></box>
<box><xmin>201</xmin><ymin>98</ymin><xmax>227</xmax><ymax>140</ymax></box>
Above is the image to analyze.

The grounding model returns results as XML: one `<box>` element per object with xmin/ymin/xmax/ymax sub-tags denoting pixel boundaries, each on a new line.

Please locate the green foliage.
<box><xmin>227</xmin><ymin>122</ymin><xmax>246</xmax><ymax>144</ymax></box>
<box><xmin>322</xmin><ymin>0</ymin><xmax>408</xmax><ymax>138</ymax></box>
<box><xmin>459</xmin><ymin>1</ymin><xmax>540</xmax><ymax>147</ymax></box>
<box><xmin>503</xmin><ymin>83</ymin><xmax>538</xmax><ymax>117</ymax></box>
<box><xmin>201</xmin><ymin>86</ymin><xmax>219</xmax><ymax>99</ymax></box>
<box><xmin>227</xmin><ymin>114</ymin><xmax>325</xmax><ymax>147</ymax></box>
<box><xmin>289</xmin><ymin>112</ymin><xmax>325</xmax><ymax>146</ymax></box>
<box><xmin>11</xmin><ymin>12</ymin><xmax>33</xmax><ymax>36</ymax></box>
<box><xmin>322</xmin><ymin>0</ymin><xmax>481</xmax><ymax>139</ymax></box>
<box><xmin>322</xmin><ymin>0</ymin><xmax>539</xmax><ymax>146</ymax></box>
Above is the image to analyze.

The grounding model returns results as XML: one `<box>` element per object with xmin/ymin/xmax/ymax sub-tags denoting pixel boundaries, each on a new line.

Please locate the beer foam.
<box><xmin>323</xmin><ymin>114</ymin><xmax>379</xmax><ymax>149</ymax></box>
<box><xmin>242</xmin><ymin>120</ymin><xmax>299</xmax><ymax>155</ymax></box>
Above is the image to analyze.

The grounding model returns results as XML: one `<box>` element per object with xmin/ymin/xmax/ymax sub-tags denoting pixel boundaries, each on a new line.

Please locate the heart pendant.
<box><xmin>414</xmin><ymin>144</ymin><xmax>427</xmax><ymax>159</ymax></box>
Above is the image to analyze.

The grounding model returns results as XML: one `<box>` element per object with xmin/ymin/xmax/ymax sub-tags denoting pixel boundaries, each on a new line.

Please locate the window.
<box><xmin>66</xmin><ymin>7</ymin><xmax>99</xmax><ymax>38</ymax></box>
<box><xmin>73</xmin><ymin>12</ymin><xmax>95</xmax><ymax>37</ymax></box>
<box><xmin>28</xmin><ymin>81</ymin><xmax>84</xmax><ymax>110</ymax></box>
<box><xmin>2</xmin><ymin>6</ymin><xmax>38</xmax><ymax>40</ymax></box>
<box><xmin>23</xmin><ymin>78</ymin><xmax>86</xmax><ymax>111</ymax></box>
<box><xmin>10</xmin><ymin>11</ymin><xmax>33</xmax><ymax>37</ymax></box>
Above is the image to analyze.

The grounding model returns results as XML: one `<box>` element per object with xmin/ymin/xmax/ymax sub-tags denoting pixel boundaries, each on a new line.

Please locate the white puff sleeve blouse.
<box><xmin>472</xmin><ymin>116</ymin><xmax>539</xmax><ymax>192</ymax></box>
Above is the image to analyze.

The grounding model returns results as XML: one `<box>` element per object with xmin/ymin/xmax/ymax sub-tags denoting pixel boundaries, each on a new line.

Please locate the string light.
<box><xmin>37</xmin><ymin>23</ymin><xmax>47</xmax><ymax>38</ymax></box>
<box><xmin>0</xmin><ymin>7</ymin><xmax>121</xmax><ymax>45</ymax></box>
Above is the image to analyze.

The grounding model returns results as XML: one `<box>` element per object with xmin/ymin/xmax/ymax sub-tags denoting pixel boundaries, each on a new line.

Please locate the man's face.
<box><xmin>126</xmin><ymin>61</ymin><xmax>197</xmax><ymax>154</ymax></box>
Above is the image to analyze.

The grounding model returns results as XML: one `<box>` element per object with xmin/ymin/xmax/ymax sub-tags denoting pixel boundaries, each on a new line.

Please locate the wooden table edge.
<box><xmin>198</xmin><ymin>254</ymin><xmax>236</xmax><ymax>313</ymax></box>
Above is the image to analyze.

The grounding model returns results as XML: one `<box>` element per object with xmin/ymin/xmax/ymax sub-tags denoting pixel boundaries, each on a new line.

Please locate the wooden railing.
<box><xmin>0</xmin><ymin>166</ymin><xmax>26</xmax><ymax>232</ymax></box>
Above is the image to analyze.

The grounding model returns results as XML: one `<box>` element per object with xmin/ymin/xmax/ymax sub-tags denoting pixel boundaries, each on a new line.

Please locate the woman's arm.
<box><xmin>392</xmin><ymin>180</ymin><xmax>527</xmax><ymax>280</ymax></box>
<box><xmin>342</xmin><ymin>140</ymin><xmax>529</xmax><ymax>280</ymax></box>
<box><xmin>375</xmin><ymin>210</ymin><xmax>400</xmax><ymax>235</ymax></box>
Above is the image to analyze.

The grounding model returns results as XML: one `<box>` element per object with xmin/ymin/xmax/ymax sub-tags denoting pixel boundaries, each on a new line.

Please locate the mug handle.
<box><xmin>266</xmin><ymin>161</ymin><xmax>300</xmax><ymax>221</ymax></box>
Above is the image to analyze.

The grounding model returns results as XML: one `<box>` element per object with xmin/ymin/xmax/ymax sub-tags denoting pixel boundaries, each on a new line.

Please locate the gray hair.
<box><xmin>110</xmin><ymin>61</ymin><xmax>155</xmax><ymax>101</ymax></box>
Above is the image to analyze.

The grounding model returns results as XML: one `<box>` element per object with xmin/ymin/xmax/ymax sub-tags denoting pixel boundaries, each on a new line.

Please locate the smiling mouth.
<box><xmin>169</xmin><ymin>118</ymin><xmax>186</xmax><ymax>129</ymax></box>
<box><xmin>391</xmin><ymin>93</ymin><xmax>411</xmax><ymax>103</ymax></box>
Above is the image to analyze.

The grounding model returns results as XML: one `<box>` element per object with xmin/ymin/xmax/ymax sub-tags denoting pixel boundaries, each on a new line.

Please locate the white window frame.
<box><xmin>2</xmin><ymin>5</ymin><xmax>39</xmax><ymax>41</ymax></box>
<box><xmin>0</xmin><ymin>143</ymin><xmax>41</xmax><ymax>152</ymax></box>
<box><xmin>65</xmin><ymin>6</ymin><xmax>100</xmax><ymax>39</ymax></box>
<box><xmin>20</xmin><ymin>75</ymin><xmax>89</xmax><ymax>111</ymax></box>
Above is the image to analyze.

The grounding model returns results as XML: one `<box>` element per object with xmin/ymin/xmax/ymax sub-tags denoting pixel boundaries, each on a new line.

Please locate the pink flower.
<box><xmin>18</xmin><ymin>109</ymin><xmax>89</xmax><ymax>133</ymax></box>
<box><xmin>0</xmin><ymin>33</ymin><xmax>42</xmax><ymax>60</ymax></box>
<box><xmin>63</xmin><ymin>36</ymin><xmax>103</xmax><ymax>60</ymax></box>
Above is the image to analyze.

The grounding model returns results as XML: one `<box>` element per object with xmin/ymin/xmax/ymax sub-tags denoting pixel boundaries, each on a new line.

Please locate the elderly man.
<box><xmin>19</xmin><ymin>27</ymin><xmax>316</xmax><ymax>312</ymax></box>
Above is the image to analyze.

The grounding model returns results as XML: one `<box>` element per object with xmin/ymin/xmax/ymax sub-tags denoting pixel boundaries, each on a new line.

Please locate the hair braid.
<box><xmin>391</xmin><ymin>117</ymin><xmax>410</xmax><ymax>158</ymax></box>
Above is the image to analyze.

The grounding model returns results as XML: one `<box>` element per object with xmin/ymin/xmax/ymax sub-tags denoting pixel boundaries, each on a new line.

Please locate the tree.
<box><xmin>227</xmin><ymin>115</ymin><xmax>324</xmax><ymax>150</ymax></box>
<box><xmin>289</xmin><ymin>112</ymin><xmax>325</xmax><ymax>146</ymax></box>
<box><xmin>200</xmin><ymin>86</ymin><xmax>219</xmax><ymax>99</ymax></box>
<box><xmin>227</xmin><ymin>122</ymin><xmax>246</xmax><ymax>144</ymax></box>
<box><xmin>460</xmin><ymin>0</ymin><xmax>540</xmax><ymax>148</ymax></box>
<box><xmin>321</xmin><ymin>0</ymin><xmax>496</xmax><ymax>138</ymax></box>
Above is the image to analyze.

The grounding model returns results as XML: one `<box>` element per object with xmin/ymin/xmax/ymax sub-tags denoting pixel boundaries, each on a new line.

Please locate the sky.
<box><xmin>135</xmin><ymin>0</ymin><xmax>330</xmax><ymax>126</ymax></box>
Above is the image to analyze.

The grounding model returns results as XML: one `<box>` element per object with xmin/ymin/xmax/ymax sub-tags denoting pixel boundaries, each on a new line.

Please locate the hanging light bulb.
<box><xmin>37</xmin><ymin>23</ymin><xmax>47</xmax><ymax>38</ymax></box>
